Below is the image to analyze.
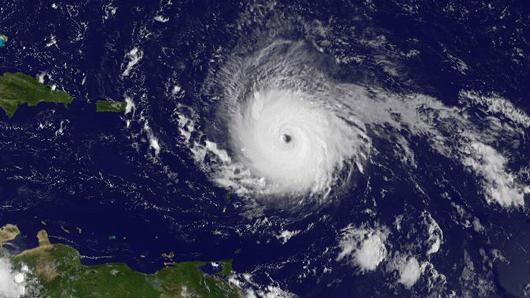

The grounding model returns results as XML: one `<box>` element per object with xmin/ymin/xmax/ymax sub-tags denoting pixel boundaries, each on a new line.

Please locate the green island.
<box><xmin>1</xmin><ymin>225</ymin><xmax>242</xmax><ymax>298</ymax></box>
<box><xmin>0</xmin><ymin>72</ymin><xmax>72</xmax><ymax>118</ymax></box>
<box><xmin>96</xmin><ymin>99</ymin><xmax>127</xmax><ymax>113</ymax></box>
<box><xmin>0</xmin><ymin>34</ymin><xmax>7</xmax><ymax>47</ymax></box>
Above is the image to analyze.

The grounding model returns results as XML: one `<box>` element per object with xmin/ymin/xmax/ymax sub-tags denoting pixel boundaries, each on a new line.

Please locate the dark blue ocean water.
<box><xmin>1</xmin><ymin>0</ymin><xmax>529</xmax><ymax>296</ymax></box>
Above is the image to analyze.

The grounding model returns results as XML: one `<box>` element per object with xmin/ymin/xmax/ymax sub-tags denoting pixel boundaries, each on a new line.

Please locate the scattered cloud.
<box><xmin>463</xmin><ymin>142</ymin><xmax>528</xmax><ymax>207</ymax></box>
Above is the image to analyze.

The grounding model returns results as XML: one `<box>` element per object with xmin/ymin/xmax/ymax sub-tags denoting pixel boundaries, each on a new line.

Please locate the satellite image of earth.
<box><xmin>1</xmin><ymin>0</ymin><xmax>530</xmax><ymax>297</ymax></box>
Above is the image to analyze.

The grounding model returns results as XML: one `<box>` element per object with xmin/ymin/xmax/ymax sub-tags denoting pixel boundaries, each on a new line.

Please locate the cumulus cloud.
<box><xmin>0</xmin><ymin>257</ymin><xmax>26</xmax><ymax>298</ymax></box>
<box><xmin>387</xmin><ymin>254</ymin><xmax>424</xmax><ymax>289</ymax></box>
<box><xmin>397</xmin><ymin>256</ymin><xmax>421</xmax><ymax>289</ymax></box>
<box><xmin>337</xmin><ymin>225</ymin><xmax>389</xmax><ymax>272</ymax></box>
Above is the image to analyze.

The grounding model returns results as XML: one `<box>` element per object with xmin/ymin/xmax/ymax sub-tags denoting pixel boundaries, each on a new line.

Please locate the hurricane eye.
<box><xmin>281</xmin><ymin>134</ymin><xmax>292</xmax><ymax>144</ymax></box>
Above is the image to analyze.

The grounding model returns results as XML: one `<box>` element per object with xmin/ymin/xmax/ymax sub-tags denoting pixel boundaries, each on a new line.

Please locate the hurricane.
<box><xmin>220</xmin><ymin>41</ymin><xmax>370</xmax><ymax>199</ymax></box>
<box><xmin>181</xmin><ymin>37</ymin><xmax>529</xmax><ymax>211</ymax></box>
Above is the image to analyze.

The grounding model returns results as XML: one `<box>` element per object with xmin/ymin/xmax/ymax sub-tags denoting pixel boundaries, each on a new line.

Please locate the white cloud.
<box><xmin>124</xmin><ymin>95</ymin><xmax>135</xmax><ymax>115</ymax></box>
<box><xmin>275</xmin><ymin>230</ymin><xmax>300</xmax><ymax>245</ymax></box>
<box><xmin>154</xmin><ymin>15</ymin><xmax>169</xmax><ymax>23</ymax></box>
<box><xmin>0</xmin><ymin>257</ymin><xmax>26</xmax><ymax>298</ymax></box>
<box><xmin>355</xmin><ymin>88</ymin><xmax>529</xmax><ymax>209</ymax></box>
<box><xmin>141</xmin><ymin>119</ymin><xmax>161</xmax><ymax>157</ymax></box>
<box><xmin>397</xmin><ymin>256</ymin><xmax>421</xmax><ymax>289</ymax></box>
<box><xmin>149</xmin><ymin>135</ymin><xmax>161</xmax><ymax>156</ymax></box>
<box><xmin>459</xmin><ymin>90</ymin><xmax>530</xmax><ymax>128</ymax></box>
<box><xmin>180</xmin><ymin>285</ymin><xmax>191</xmax><ymax>298</ymax></box>
<box><xmin>337</xmin><ymin>225</ymin><xmax>388</xmax><ymax>272</ymax></box>
<box><xmin>463</xmin><ymin>142</ymin><xmax>528</xmax><ymax>207</ymax></box>
<box><xmin>122</xmin><ymin>47</ymin><xmax>143</xmax><ymax>77</ymax></box>
<box><xmin>229</xmin><ymin>273</ymin><xmax>294</xmax><ymax>298</ymax></box>
<box><xmin>422</xmin><ymin>211</ymin><xmax>443</xmax><ymax>255</ymax></box>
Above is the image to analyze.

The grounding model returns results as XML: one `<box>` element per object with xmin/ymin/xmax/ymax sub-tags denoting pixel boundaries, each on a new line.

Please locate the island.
<box><xmin>1</xmin><ymin>225</ymin><xmax>242</xmax><ymax>297</ymax></box>
<box><xmin>96</xmin><ymin>99</ymin><xmax>127</xmax><ymax>113</ymax></box>
<box><xmin>0</xmin><ymin>72</ymin><xmax>72</xmax><ymax>118</ymax></box>
<box><xmin>0</xmin><ymin>34</ymin><xmax>7</xmax><ymax>47</ymax></box>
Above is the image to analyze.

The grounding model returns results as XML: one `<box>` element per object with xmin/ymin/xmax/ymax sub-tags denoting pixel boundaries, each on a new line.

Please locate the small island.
<box><xmin>96</xmin><ymin>99</ymin><xmax>127</xmax><ymax>113</ymax></box>
<box><xmin>1</xmin><ymin>225</ymin><xmax>242</xmax><ymax>297</ymax></box>
<box><xmin>0</xmin><ymin>72</ymin><xmax>72</xmax><ymax>118</ymax></box>
<box><xmin>0</xmin><ymin>34</ymin><xmax>7</xmax><ymax>47</ymax></box>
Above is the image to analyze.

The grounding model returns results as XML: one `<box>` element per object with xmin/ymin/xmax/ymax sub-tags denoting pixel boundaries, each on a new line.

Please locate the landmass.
<box><xmin>96</xmin><ymin>99</ymin><xmax>127</xmax><ymax>113</ymax></box>
<box><xmin>0</xmin><ymin>72</ymin><xmax>72</xmax><ymax>118</ymax></box>
<box><xmin>0</xmin><ymin>224</ymin><xmax>20</xmax><ymax>245</ymax></box>
<box><xmin>1</xmin><ymin>224</ymin><xmax>242</xmax><ymax>297</ymax></box>
<box><xmin>218</xmin><ymin>260</ymin><xmax>234</xmax><ymax>277</ymax></box>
